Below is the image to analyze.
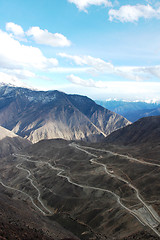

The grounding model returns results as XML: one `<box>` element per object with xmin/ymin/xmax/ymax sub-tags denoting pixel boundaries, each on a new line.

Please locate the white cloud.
<box><xmin>6</xmin><ymin>23</ymin><xmax>71</xmax><ymax>46</ymax></box>
<box><xmin>0</xmin><ymin>71</ymin><xmax>32</xmax><ymax>88</ymax></box>
<box><xmin>117</xmin><ymin>65</ymin><xmax>160</xmax><ymax>80</ymax></box>
<box><xmin>59</xmin><ymin>52</ymin><xmax>160</xmax><ymax>81</ymax></box>
<box><xmin>6</xmin><ymin>22</ymin><xmax>25</xmax><ymax>36</ymax></box>
<box><xmin>109</xmin><ymin>4</ymin><xmax>160</xmax><ymax>22</ymax></box>
<box><xmin>3</xmin><ymin>69</ymin><xmax>36</xmax><ymax>79</ymax></box>
<box><xmin>67</xmin><ymin>74</ymin><xmax>108</xmax><ymax>87</ymax></box>
<box><xmin>58</xmin><ymin>53</ymin><xmax>114</xmax><ymax>73</ymax></box>
<box><xmin>6</xmin><ymin>22</ymin><xmax>27</xmax><ymax>42</ymax></box>
<box><xmin>0</xmin><ymin>30</ymin><xmax>58</xmax><ymax>71</ymax></box>
<box><xmin>27</xmin><ymin>26</ymin><xmax>71</xmax><ymax>47</ymax></box>
<box><xmin>49</xmin><ymin>67</ymin><xmax>91</xmax><ymax>73</ymax></box>
<box><xmin>58</xmin><ymin>53</ymin><xmax>144</xmax><ymax>80</ymax></box>
<box><xmin>68</xmin><ymin>0</ymin><xmax>112</xmax><ymax>12</ymax></box>
<box><xmin>146</xmin><ymin>66</ymin><xmax>160</xmax><ymax>78</ymax></box>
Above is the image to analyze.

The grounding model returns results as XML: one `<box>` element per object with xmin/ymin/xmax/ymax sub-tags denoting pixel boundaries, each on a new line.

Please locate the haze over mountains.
<box><xmin>0</xmin><ymin>85</ymin><xmax>130</xmax><ymax>143</ymax></box>
<box><xmin>96</xmin><ymin>100</ymin><xmax>160</xmax><ymax>122</ymax></box>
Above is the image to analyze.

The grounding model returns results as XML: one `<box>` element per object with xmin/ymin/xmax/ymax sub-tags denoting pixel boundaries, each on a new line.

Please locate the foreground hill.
<box><xmin>0</xmin><ymin>125</ymin><xmax>31</xmax><ymax>157</ymax></box>
<box><xmin>103</xmin><ymin>115</ymin><xmax>160</xmax><ymax>163</ymax></box>
<box><xmin>0</xmin><ymin>85</ymin><xmax>130</xmax><ymax>143</ymax></box>
<box><xmin>105</xmin><ymin>116</ymin><xmax>160</xmax><ymax>146</ymax></box>
<box><xmin>0</xmin><ymin>184</ymin><xmax>78</xmax><ymax>240</ymax></box>
<box><xmin>10</xmin><ymin>139</ymin><xmax>160</xmax><ymax>239</ymax></box>
<box><xmin>0</xmin><ymin>136</ymin><xmax>160</xmax><ymax>239</ymax></box>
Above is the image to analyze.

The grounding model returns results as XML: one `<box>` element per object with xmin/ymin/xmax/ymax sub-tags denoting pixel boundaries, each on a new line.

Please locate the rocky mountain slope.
<box><xmin>0</xmin><ymin>125</ymin><xmax>31</xmax><ymax>157</ymax></box>
<box><xmin>0</xmin><ymin>85</ymin><xmax>130</xmax><ymax>143</ymax></box>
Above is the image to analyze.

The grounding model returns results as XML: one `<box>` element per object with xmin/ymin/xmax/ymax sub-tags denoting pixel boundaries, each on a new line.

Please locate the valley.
<box><xmin>0</xmin><ymin>139</ymin><xmax>160</xmax><ymax>239</ymax></box>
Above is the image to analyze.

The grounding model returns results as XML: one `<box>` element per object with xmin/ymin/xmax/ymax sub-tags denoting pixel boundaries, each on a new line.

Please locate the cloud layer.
<box><xmin>0</xmin><ymin>22</ymin><xmax>73</xmax><ymax>87</ymax></box>
<box><xmin>58</xmin><ymin>53</ymin><xmax>114</xmax><ymax>73</ymax></box>
<box><xmin>0</xmin><ymin>24</ymin><xmax>63</xmax><ymax>87</ymax></box>
<box><xmin>60</xmin><ymin>80</ymin><xmax>160</xmax><ymax>102</ymax></box>
<box><xmin>59</xmin><ymin>52</ymin><xmax>160</xmax><ymax>81</ymax></box>
<box><xmin>0</xmin><ymin>30</ymin><xmax>58</xmax><ymax>71</ymax></box>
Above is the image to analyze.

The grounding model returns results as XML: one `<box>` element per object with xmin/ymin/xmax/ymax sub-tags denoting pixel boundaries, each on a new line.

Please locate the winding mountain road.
<box><xmin>2</xmin><ymin>146</ymin><xmax>160</xmax><ymax>238</ymax></box>
<box><xmin>16</xmin><ymin>164</ymin><xmax>52</xmax><ymax>215</ymax></box>
<box><xmin>13</xmin><ymin>154</ymin><xmax>148</xmax><ymax>228</ymax></box>
<box><xmin>0</xmin><ymin>178</ymin><xmax>47</xmax><ymax>215</ymax></box>
<box><xmin>69</xmin><ymin>143</ymin><xmax>160</xmax><ymax>237</ymax></box>
<box><xmin>71</xmin><ymin>143</ymin><xmax>160</xmax><ymax>168</ymax></box>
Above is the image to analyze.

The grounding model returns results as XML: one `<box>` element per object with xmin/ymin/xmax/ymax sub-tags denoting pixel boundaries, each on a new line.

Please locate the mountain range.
<box><xmin>96</xmin><ymin>100</ymin><xmax>160</xmax><ymax>122</ymax></box>
<box><xmin>0</xmin><ymin>85</ymin><xmax>130</xmax><ymax>143</ymax></box>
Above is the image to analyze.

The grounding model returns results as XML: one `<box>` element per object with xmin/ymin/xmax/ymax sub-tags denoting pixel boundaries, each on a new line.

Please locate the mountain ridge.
<box><xmin>0</xmin><ymin>85</ymin><xmax>130</xmax><ymax>143</ymax></box>
<box><xmin>105</xmin><ymin>115</ymin><xmax>160</xmax><ymax>146</ymax></box>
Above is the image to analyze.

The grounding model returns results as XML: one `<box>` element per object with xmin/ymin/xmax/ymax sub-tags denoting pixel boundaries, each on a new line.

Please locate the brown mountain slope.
<box><xmin>105</xmin><ymin>116</ymin><xmax>160</xmax><ymax>146</ymax></box>
<box><xmin>0</xmin><ymin>184</ymin><xmax>78</xmax><ymax>240</ymax></box>
<box><xmin>101</xmin><ymin>115</ymin><xmax>160</xmax><ymax>164</ymax></box>
<box><xmin>0</xmin><ymin>85</ymin><xmax>130</xmax><ymax>143</ymax></box>
<box><xmin>23</xmin><ymin>139</ymin><xmax>160</xmax><ymax>239</ymax></box>
<box><xmin>0</xmin><ymin>136</ymin><xmax>159</xmax><ymax>239</ymax></box>
<box><xmin>0</xmin><ymin>126</ymin><xmax>31</xmax><ymax>157</ymax></box>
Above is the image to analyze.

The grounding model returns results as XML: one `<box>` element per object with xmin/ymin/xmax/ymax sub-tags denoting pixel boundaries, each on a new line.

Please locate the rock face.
<box><xmin>0</xmin><ymin>125</ymin><xmax>31</xmax><ymax>157</ymax></box>
<box><xmin>0</xmin><ymin>125</ymin><xmax>18</xmax><ymax>140</ymax></box>
<box><xmin>0</xmin><ymin>85</ymin><xmax>130</xmax><ymax>143</ymax></box>
<box><xmin>105</xmin><ymin>115</ymin><xmax>160</xmax><ymax>146</ymax></box>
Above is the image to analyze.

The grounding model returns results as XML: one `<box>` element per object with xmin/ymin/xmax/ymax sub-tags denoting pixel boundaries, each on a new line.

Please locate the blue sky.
<box><xmin>0</xmin><ymin>0</ymin><xmax>160</xmax><ymax>101</ymax></box>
